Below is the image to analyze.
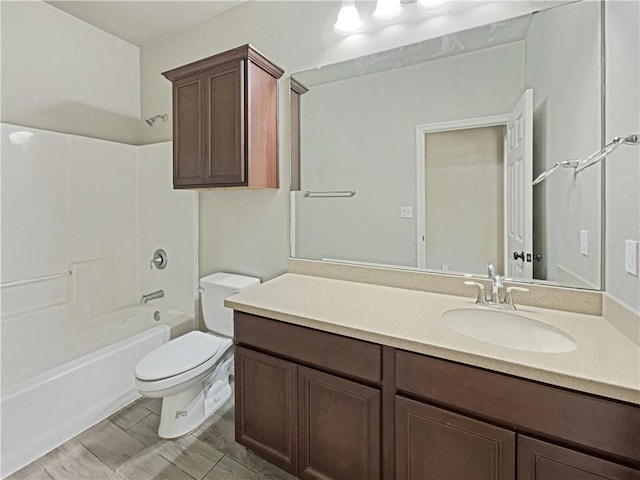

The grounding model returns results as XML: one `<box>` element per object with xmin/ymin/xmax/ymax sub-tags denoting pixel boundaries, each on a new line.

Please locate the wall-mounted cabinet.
<box><xmin>163</xmin><ymin>45</ymin><xmax>283</xmax><ymax>189</ymax></box>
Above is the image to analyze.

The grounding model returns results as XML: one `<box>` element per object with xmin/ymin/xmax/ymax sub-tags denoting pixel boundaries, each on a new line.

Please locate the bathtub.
<box><xmin>0</xmin><ymin>305</ymin><xmax>194</xmax><ymax>478</ymax></box>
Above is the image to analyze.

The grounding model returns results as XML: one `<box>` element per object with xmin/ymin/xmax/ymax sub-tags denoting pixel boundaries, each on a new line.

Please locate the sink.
<box><xmin>441</xmin><ymin>308</ymin><xmax>577</xmax><ymax>353</ymax></box>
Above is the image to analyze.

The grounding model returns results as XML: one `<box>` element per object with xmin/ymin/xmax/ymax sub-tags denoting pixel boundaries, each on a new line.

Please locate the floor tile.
<box><xmin>78</xmin><ymin>419</ymin><xmax>146</xmax><ymax>469</ymax></box>
<box><xmin>154</xmin><ymin>436</ymin><xmax>224</xmax><ymax>480</ymax></box>
<box><xmin>6</xmin><ymin>460</ymin><xmax>54</xmax><ymax>480</ymax></box>
<box><xmin>109</xmin><ymin>401</ymin><xmax>152</xmax><ymax>431</ymax></box>
<box><xmin>203</xmin><ymin>456</ymin><xmax>261</xmax><ymax>480</ymax></box>
<box><xmin>193</xmin><ymin>414</ymin><xmax>296</xmax><ymax>480</ymax></box>
<box><xmin>116</xmin><ymin>449</ymin><xmax>193</xmax><ymax>480</ymax></box>
<box><xmin>139</xmin><ymin>397</ymin><xmax>162</xmax><ymax>416</ymax></box>
<box><xmin>35</xmin><ymin>440</ymin><xmax>122</xmax><ymax>480</ymax></box>
<box><xmin>126</xmin><ymin>412</ymin><xmax>162</xmax><ymax>448</ymax></box>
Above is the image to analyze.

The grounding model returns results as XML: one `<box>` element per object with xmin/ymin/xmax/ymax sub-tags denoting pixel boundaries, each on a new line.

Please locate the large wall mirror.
<box><xmin>291</xmin><ymin>0</ymin><xmax>603</xmax><ymax>290</ymax></box>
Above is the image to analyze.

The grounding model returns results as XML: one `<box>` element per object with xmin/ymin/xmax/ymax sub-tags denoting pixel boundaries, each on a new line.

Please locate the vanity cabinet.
<box><xmin>395</xmin><ymin>395</ymin><xmax>515</xmax><ymax>479</ymax></box>
<box><xmin>518</xmin><ymin>436</ymin><xmax>640</xmax><ymax>480</ymax></box>
<box><xmin>234</xmin><ymin>312</ymin><xmax>382</xmax><ymax>479</ymax></box>
<box><xmin>233</xmin><ymin>311</ymin><xmax>640</xmax><ymax>480</ymax></box>
<box><xmin>162</xmin><ymin>45</ymin><xmax>283</xmax><ymax>189</ymax></box>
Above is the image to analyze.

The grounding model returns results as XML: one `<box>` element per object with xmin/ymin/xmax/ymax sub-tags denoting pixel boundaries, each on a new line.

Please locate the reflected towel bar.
<box><xmin>0</xmin><ymin>270</ymin><xmax>72</xmax><ymax>289</ymax></box>
<box><xmin>304</xmin><ymin>190</ymin><xmax>357</xmax><ymax>198</ymax></box>
<box><xmin>533</xmin><ymin>133</ymin><xmax>639</xmax><ymax>186</ymax></box>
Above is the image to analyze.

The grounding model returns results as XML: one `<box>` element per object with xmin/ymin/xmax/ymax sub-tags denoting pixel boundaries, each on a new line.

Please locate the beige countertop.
<box><xmin>226</xmin><ymin>273</ymin><xmax>640</xmax><ymax>405</ymax></box>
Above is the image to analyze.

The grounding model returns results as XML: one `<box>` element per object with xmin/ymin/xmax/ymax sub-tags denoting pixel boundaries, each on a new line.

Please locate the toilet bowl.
<box><xmin>133</xmin><ymin>272</ymin><xmax>260</xmax><ymax>438</ymax></box>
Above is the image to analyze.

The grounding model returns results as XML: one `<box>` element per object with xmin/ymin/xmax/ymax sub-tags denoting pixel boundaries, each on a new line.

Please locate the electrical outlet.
<box><xmin>580</xmin><ymin>230</ymin><xmax>588</xmax><ymax>256</ymax></box>
<box><xmin>400</xmin><ymin>206</ymin><xmax>413</xmax><ymax>218</ymax></box>
<box><xmin>625</xmin><ymin>240</ymin><xmax>638</xmax><ymax>276</ymax></box>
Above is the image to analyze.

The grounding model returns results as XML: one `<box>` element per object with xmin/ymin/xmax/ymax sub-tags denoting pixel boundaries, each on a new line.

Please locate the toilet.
<box><xmin>134</xmin><ymin>272</ymin><xmax>260</xmax><ymax>438</ymax></box>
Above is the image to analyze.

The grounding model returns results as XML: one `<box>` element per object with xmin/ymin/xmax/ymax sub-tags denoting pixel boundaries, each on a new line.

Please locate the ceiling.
<box><xmin>45</xmin><ymin>1</ymin><xmax>244</xmax><ymax>47</ymax></box>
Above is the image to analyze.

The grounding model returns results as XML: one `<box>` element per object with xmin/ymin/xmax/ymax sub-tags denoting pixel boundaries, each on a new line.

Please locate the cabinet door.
<box><xmin>173</xmin><ymin>73</ymin><xmax>205</xmax><ymax>187</ymax></box>
<box><xmin>203</xmin><ymin>60</ymin><xmax>245</xmax><ymax>186</ymax></box>
<box><xmin>298</xmin><ymin>366</ymin><xmax>380</xmax><ymax>480</ymax></box>
<box><xmin>518</xmin><ymin>435</ymin><xmax>640</xmax><ymax>480</ymax></box>
<box><xmin>235</xmin><ymin>346</ymin><xmax>297</xmax><ymax>474</ymax></box>
<box><xmin>396</xmin><ymin>396</ymin><xmax>515</xmax><ymax>480</ymax></box>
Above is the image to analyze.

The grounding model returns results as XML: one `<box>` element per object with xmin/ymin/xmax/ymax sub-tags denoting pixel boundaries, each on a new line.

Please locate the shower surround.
<box><xmin>0</xmin><ymin>123</ymin><xmax>198</xmax><ymax>477</ymax></box>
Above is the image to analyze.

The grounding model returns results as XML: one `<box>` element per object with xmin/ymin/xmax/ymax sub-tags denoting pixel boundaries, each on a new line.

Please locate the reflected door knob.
<box><xmin>513</xmin><ymin>251</ymin><xmax>525</xmax><ymax>261</ymax></box>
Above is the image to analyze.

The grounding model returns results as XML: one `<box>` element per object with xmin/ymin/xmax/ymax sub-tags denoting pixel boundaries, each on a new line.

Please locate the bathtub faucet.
<box><xmin>140</xmin><ymin>289</ymin><xmax>164</xmax><ymax>304</ymax></box>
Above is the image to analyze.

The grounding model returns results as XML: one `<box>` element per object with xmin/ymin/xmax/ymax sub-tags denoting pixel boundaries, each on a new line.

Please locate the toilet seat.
<box><xmin>135</xmin><ymin>331</ymin><xmax>232</xmax><ymax>396</ymax></box>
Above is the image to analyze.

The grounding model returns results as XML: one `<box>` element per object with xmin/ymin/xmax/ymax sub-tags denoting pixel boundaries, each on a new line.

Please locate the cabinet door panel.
<box><xmin>518</xmin><ymin>436</ymin><xmax>640</xmax><ymax>480</ymax></box>
<box><xmin>299</xmin><ymin>366</ymin><xmax>380</xmax><ymax>480</ymax></box>
<box><xmin>204</xmin><ymin>60</ymin><xmax>245</xmax><ymax>185</ymax></box>
<box><xmin>235</xmin><ymin>346</ymin><xmax>297</xmax><ymax>474</ymax></box>
<box><xmin>396</xmin><ymin>395</ymin><xmax>515</xmax><ymax>480</ymax></box>
<box><xmin>173</xmin><ymin>74</ymin><xmax>204</xmax><ymax>186</ymax></box>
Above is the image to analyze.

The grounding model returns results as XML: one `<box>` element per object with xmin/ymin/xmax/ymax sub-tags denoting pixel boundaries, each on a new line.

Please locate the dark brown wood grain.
<box><xmin>234</xmin><ymin>312</ymin><xmax>381</xmax><ymax>383</ymax></box>
<box><xmin>298</xmin><ymin>366</ymin><xmax>380</xmax><ymax>480</ymax></box>
<box><xmin>234</xmin><ymin>346</ymin><xmax>298</xmax><ymax>474</ymax></box>
<box><xmin>163</xmin><ymin>45</ymin><xmax>281</xmax><ymax>189</ymax></box>
<box><xmin>381</xmin><ymin>345</ymin><xmax>396</xmax><ymax>480</ymax></box>
<box><xmin>396</xmin><ymin>395</ymin><xmax>516</xmax><ymax>480</ymax></box>
<box><xmin>518</xmin><ymin>435</ymin><xmax>640</xmax><ymax>480</ymax></box>
<box><xmin>173</xmin><ymin>74</ymin><xmax>204</xmax><ymax>187</ymax></box>
<box><xmin>395</xmin><ymin>350</ymin><xmax>640</xmax><ymax>465</ymax></box>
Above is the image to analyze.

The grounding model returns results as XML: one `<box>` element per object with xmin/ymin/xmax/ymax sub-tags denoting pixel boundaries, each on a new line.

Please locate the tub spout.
<box><xmin>140</xmin><ymin>290</ymin><xmax>164</xmax><ymax>304</ymax></box>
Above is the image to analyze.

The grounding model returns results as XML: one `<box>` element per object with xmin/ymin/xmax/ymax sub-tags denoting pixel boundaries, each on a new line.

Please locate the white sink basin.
<box><xmin>441</xmin><ymin>308</ymin><xmax>577</xmax><ymax>353</ymax></box>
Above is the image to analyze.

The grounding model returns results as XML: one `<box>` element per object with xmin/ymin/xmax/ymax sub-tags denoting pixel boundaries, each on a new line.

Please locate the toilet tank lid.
<box><xmin>200</xmin><ymin>272</ymin><xmax>260</xmax><ymax>291</ymax></box>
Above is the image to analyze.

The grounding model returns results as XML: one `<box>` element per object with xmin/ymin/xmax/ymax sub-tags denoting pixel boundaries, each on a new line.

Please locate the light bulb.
<box><xmin>373</xmin><ymin>0</ymin><xmax>403</xmax><ymax>24</ymax></box>
<box><xmin>417</xmin><ymin>0</ymin><xmax>448</xmax><ymax>11</ymax></box>
<box><xmin>334</xmin><ymin>0</ymin><xmax>362</xmax><ymax>35</ymax></box>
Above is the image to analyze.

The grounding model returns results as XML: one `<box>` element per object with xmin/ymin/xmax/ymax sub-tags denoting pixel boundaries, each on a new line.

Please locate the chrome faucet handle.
<box><xmin>464</xmin><ymin>281</ymin><xmax>487</xmax><ymax>305</ymax></box>
<box><xmin>487</xmin><ymin>262</ymin><xmax>495</xmax><ymax>279</ymax></box>
<box><xmin>150</xmin><ymin>248</ymin><xmax>168</xmax><ymax>270</ymax></box>
<box><xmin>503</xmin><ymin>286</ymin><xmax>529</xmax><ymax>310</ymax></box>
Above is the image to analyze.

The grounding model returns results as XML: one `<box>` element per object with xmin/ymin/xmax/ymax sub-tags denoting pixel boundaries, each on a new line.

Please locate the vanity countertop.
<box><xmin>225</xmin><ymin>273</ymin><xmax>640</xmax><ymax>405</ymax></box>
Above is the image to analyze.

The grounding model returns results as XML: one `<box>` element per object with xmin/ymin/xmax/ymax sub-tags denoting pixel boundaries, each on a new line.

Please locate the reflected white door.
<box><xmin>505</xmin><ymin>89</ymin><xmax>533</xmax><ymax>279</ymax></box>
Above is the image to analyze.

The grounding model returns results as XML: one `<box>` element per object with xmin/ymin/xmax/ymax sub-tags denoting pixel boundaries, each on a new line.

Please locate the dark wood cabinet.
<box><xmin>298</xmin><ymin>366</ymin><xmax>380</xmax><ymax>480</ymax></box>
<box><xmin>518</xmin><ymin>436</ymin><xmax>640</xmax><ymax>480</ymax></box>
<box><xmin>233</xmin><ymin>312</ymin><xmax>640</xmax><ymax>480</ymax></box>
<box><xmin>234</xmin><ymin>346</ymin><xmax>298</xmax><ymax>474</ymax></box>
<box><xmin>396</xmin><ymin>395</ymin><xmax>515</xmax><ymax>480</ymax></box>
<box><xmin>163</xmin><ymin>45</ymin><xmax>283</xmax><ymax>189</ymax></box>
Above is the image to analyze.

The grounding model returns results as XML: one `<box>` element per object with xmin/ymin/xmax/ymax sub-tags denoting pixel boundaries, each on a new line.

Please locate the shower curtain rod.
<box><xmin>532</xmin><ymin>133</ymin><xmax>639</xmax><ymax>186</ymax></box>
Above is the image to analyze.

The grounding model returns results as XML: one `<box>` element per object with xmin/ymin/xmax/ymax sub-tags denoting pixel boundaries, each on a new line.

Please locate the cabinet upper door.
<box><xmin>173</xmin><ymin>73</ymin><xmax>205</xmax><ymax>187</ymax></box>
<box><xmin>396</xmin><ymin>395</ymin><xmax>515</xmax><ymax>480</ymax></box>
<box><xmin>203</xmin><ymin>60</ymin><xmax>246</xmax><ymax>186</ymax></box>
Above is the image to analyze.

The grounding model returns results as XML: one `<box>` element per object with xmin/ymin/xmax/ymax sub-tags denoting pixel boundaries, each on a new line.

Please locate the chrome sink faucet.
<box><xmin>464</xmin><ymin>263</ymin><xmax>529</xmax><ymax>310</ymax></box>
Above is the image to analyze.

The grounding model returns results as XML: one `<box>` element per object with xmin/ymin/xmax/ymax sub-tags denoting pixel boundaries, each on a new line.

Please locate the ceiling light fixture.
<box><xmin>334</xmin><ymin>0</ymin><xmax>363</xmax><ymax>35</ymax></box>
<box><xmin>334</xmin><ymin>0</ymin><xmax>449</xmax><ymax>36</ymax></box>
<box><xmin>372</xmin><ymin>0</ymin><xmax>403</xmax><ymax>24</ymax></box>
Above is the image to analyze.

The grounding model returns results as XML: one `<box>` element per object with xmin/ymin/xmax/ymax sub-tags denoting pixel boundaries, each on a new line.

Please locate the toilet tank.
<box><xmin>199</xmin><ymin>272</ymin><xmax>260</xmax><ymax>337</ymax></box>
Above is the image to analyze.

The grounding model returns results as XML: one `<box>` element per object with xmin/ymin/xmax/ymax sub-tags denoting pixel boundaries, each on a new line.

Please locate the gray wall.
<box><xmin>605</xmin><ymin>1</ymin><xmax>640</xmax><ymax>311</ymax></box>
<box><xmin>526</xmin><ymin>1</ymin><xmax>602</xmax><ymax>289</ymax></box>
<box><xmin>295</xmin><ymin>43</ymin><xmax>523</xmax><ymax>269</ymax></box>
<box><xmin>0</xmin><ymin>1</ymin><xmax>141</xmax><ymax>145</ymax></box>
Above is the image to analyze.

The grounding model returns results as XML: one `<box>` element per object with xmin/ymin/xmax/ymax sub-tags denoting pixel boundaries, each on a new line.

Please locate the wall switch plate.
<box><xmin>625</xmin><ymin>240</ymin><xmax>638</xmax><ymax>276</ymax></box>
<box><xmin>400</xmin><ymin>206</ymin><xmax>413</xmax><ymax>218</ymax></box>
<box><xmin>580</xmin><ymin>230</ymin><xmax>589</xmax><ymax>256</ymax></box>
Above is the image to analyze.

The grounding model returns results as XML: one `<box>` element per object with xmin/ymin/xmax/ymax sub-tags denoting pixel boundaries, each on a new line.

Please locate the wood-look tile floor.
<box><xmin>8</xmin><ymin>383</ymin><xmax>297</xmax><ymax>480</ymax></box>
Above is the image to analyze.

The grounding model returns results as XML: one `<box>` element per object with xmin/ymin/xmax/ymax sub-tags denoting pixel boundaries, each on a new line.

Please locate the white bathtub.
<box><xmin>0</xmin><ymin>305</ymin><xmax>193</xmax><ymax>478</ymax></box>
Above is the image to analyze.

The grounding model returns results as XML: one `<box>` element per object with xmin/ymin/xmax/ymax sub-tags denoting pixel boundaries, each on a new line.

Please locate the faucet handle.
<box><xmin>464</xmin><ymin>281</ymin><xmax>487</xmax><ymax>305</ymax></box>
<box><xmin>504</xmin><ymin>286</ymin><xmax>529</xmax><ymax>310</ymax></box>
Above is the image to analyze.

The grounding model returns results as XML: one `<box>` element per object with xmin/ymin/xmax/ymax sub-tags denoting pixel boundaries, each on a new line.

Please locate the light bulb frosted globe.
<box><xmin>334</xmin><ymin>2</ymin><xmax>362</xmax><ymax>35</ymax></box>
<box><xmin>373</xmin><ymin>0</ymin><xmax>403</xmax><ymax>23</ymax></box>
